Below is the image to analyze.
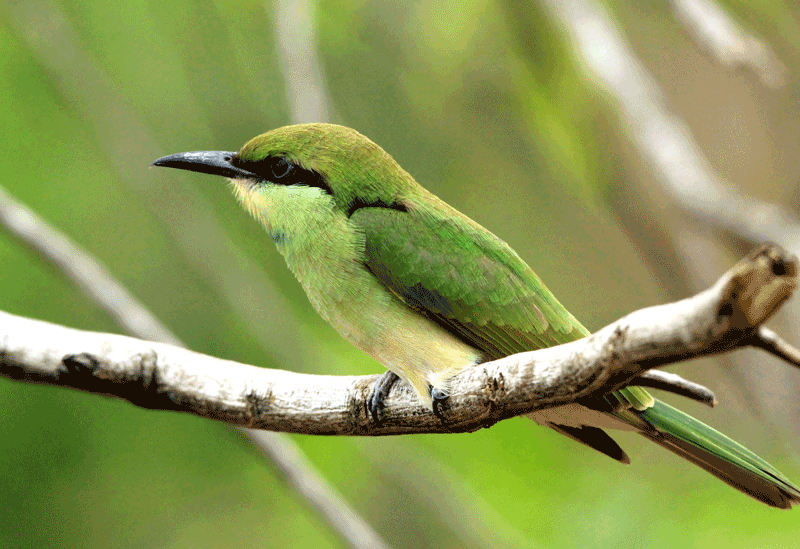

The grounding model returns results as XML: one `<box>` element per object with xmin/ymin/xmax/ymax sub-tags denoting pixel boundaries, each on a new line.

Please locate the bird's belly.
<box><xmin>303</xmin><ymin>264</ymin><xmax>481</xmax><ymax>408</ymax></box>
<box><xmin>276</xmin><ymin>216</ymin><xmax>481</xmax><ymax>408</ymax></box>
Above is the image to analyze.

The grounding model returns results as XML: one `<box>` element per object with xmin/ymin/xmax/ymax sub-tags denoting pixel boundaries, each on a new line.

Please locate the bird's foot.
<box><xmin>430</xmin><ymin>386</ymin><xmax>450</xmax><ymax>421</ymax></box>
<box><xmin>367</xmin><ymin>371</ymin><xmax>400</xmax><ymax>424</ymax></box>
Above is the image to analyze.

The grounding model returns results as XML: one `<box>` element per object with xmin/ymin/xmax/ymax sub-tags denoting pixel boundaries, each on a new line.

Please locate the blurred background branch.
<box><xmin>669</xmin><ymin>0</ymin><xmax>788</xmax><ymax>88</ymax></box>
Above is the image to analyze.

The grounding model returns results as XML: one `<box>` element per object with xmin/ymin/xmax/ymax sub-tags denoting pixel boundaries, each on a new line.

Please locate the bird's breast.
<box><xmin>232</xmin><ymin>181</ymin><xmax>480</xmax><ymax>405</ymax></box>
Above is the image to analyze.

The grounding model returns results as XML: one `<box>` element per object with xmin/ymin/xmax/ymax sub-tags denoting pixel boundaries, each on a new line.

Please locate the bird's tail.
<box><xmin>627</xmin><ymin>399</ymin><xmax>800</xmax><ymax>509</ymax></box>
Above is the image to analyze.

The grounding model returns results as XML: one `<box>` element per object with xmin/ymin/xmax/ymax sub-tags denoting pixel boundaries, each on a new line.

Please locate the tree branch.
<box><xmin>749</xmin><ymin>326</ymin><xmax>800</xmax><ymax>371</ymax></box>
<box><xmin>2</xmin><ymin>244</ymin><xmax>796</xmax><ymax>435</ymax></box>
<box><xmin>630</xmin><ymin>370</ymin><xmax>717</xmax><ymax>407</ymax></box>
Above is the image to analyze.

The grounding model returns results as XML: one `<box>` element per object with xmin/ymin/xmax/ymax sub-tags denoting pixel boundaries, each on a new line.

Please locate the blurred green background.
<box><xmin>1</xmin><ymin>0</ymin><xmax>799</xmax><ymax>547</ymax></box>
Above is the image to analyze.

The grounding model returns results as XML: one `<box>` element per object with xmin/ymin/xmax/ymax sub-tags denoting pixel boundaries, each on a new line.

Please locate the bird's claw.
<box><xmin>430</xmin><ymin>387</ymin><xmax>450</xmax><ymax>420</ymax></box>
<box><xmin>368</xmin><ymin>371</ymin><xmax>400</xmax><ymax>424</ymax></box>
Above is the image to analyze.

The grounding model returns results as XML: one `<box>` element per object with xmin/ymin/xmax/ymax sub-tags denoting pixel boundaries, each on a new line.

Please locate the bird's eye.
<box><xmin>271</xmin><ymin>157</ymin><xmax>294</xmax><ymax>180</ymax></box>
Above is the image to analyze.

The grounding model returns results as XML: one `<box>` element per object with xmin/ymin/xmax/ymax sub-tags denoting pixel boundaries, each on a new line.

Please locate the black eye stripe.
<box><xmin>232</xmin><ymin>155</ymin><xmax>332</xmax><ymax>195</ymax></box>
<box><xmin>229</xmin><ymin>154</ymin><xmax>408</xmax><ymax>217</ymax></box>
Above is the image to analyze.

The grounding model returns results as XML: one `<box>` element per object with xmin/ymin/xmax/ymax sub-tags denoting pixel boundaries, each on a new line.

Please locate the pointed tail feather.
<box><xmin>548</xmin><ymin>423</ymin><xmax>631</xmax><ymax>464</ymax></box>
<box><xmin>634</xmin><ymin>400</ymin><xmax>800</xmax><ymax>509</ymax></box>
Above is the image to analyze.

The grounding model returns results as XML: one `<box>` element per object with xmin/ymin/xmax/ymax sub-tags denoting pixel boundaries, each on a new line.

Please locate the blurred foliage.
<box><xmin>1</xmin><ymin>0</ymin><xmax>799</xmax><ymax>548</ymax></box>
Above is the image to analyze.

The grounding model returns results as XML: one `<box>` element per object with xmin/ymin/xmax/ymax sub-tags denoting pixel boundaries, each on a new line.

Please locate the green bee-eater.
<box><xmin>153</xmin><ymin>123</ymin><xmax>799</xmax><ymax>508</ymax></box>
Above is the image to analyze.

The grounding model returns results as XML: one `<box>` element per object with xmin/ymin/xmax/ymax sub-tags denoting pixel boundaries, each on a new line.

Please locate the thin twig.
<box><xmin>0</xmin><ymin>185</ymin><xmax>392</xmax><ymax>549</ymax></box>
<box><xmin>750</xmin><ymin>326</ymin><xmax>800</xmax><ymax>371</ymax></box>
<box><xmin>631</xmin><ymin>370</ymin><xmax>717</xmax><ymax>407</ymax></box>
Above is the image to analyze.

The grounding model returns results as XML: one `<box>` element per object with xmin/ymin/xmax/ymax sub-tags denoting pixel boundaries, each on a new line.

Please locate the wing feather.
<box><xmin>351</xmin><ymin>205</ymin><xmax>588</xmax><ymax>360</ymax></box>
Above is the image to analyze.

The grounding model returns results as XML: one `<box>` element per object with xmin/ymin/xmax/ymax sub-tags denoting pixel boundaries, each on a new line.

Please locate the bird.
<box><xmin>153</xmin><ymin>123</ymin><xmax>799</xmax><ymax>508</ymax></box>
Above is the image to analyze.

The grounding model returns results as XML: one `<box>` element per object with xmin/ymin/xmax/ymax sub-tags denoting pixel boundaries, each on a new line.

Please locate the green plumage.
<box><xmin>153</xmin><ymin>123</ymin><xmax>800</xmax><ymax>509</ymax></box>
<box><xmin>355</xmin><ymin>207</ymin><xmax>579</xmax><ymax>347</ymax></box>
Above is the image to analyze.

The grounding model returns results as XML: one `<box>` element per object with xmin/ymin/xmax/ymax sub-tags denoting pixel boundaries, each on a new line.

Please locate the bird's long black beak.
<box><xmin>151</xmin><ymin>151</ymin><xmax>258</xmax><ymax>180</ymax></box>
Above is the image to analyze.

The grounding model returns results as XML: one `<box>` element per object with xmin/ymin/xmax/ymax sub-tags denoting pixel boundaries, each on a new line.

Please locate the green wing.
<box><xmin>351</xmin><ymin>205</ymin><xmax>589</xmax><ymax>359</ymax></box>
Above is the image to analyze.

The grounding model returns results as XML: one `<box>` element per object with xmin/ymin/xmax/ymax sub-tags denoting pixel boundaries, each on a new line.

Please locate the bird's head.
<box><xmin>152</xmin><ymin>124</ymin><xmax>417</xmax><ymax>227</ymax></box>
